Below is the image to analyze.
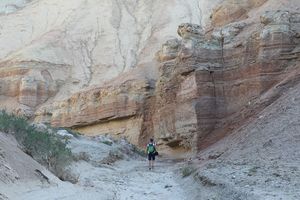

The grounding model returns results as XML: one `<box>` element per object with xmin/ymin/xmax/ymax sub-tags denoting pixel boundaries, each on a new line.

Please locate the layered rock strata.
<box><xmin>0</xmin><ymin>63</ymin><xmax>62</xmax><ymax>117</ymax></box>
<box><xmin>211</xmin><ymin>0</ymin><xmax>269</xmax><ymax>27</ymax></box>
<box><xmin>0</xmin><ymin>0</ymin><xmax>207</xmax><ymax>106</ymax></box>
<box><xmin>0</xmin><ymin>0</ymin><xmax>210</xmax><ymax>123</ymax></box>
<box><xmin>154</xmin><ymin>11</ymin><xmax>300</xmax><ymax>152</ymax></box>
<box><xmin>35</xmin><ymin>78</ymin><xmax>155</xmax><ymax>145</ymax></box>
<box><xmin>42</xmin><ymin>11</ymin><xmax>300</xmax><ymax>153</ymax></box>
<box><xmin>1</xmin><ymin>1</ymin><xmax>300</xmax><ymax>154</ymax></box>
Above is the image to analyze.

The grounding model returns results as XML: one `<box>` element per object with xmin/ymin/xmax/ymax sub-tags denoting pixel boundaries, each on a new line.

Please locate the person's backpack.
<box><xmin>148</xmin><ymin>143</ymin><xmax>156</xmax><ymax>153</ymax></box>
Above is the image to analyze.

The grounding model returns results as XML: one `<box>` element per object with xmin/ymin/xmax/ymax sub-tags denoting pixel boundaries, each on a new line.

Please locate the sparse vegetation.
<box><xmin>0</xmin><ymin>110</ymin><xmax>73</xmax><ymax>179</ymax></box>
<box><xmin>100</xmin><ymin>150</ymin><xmax>124</xmax><ymax>165</ymax></box>
<box><xmin>73</xmin><ymin>151</ymin><xmax>90</xmax><ymax>162</ymax></box>
<box><xmin>132</xmin><ymin>145</ymin><xmax>147</xmax><ymax>157</ymax></box>
<box><xmin>101</xmin><ymin>140</ymin><xmax>113</xmax><ymax>146</ymax></box>
<box><xmin>181</xmin><ymin>165</ymin><xmax>197</xmax><ymax>178</ymax></box>
<box><xmin>193</xmin><ymin>172</ymin><xmax>217</xmax><ymax>187</ymax></box>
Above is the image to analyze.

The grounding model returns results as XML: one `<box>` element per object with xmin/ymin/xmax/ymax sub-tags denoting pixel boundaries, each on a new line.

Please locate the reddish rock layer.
<box><xmin>0</xmin><ymin>65</ymin><xmax>59</xmax><ymax>116</ymax></box>
<box><xmin>42</xmin><ymin>79</ymin><xmax>154</xmax><ymax>145</ymax></box>
<box><xmin>153</xmin><ymin>10</ymin><xmax>300</xmax><ymax>152</ymax></box>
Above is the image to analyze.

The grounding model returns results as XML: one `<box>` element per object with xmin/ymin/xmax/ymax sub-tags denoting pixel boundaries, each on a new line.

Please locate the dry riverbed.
<box><xmin>0</xmin><ymin>133</ymin><xmax>196</xmax><ymax>200</ymax></box>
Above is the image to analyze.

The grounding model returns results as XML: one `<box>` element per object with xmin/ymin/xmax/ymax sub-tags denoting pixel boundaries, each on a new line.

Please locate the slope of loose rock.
<box><xmin>182</xmin><ymin>81</ymin><xmax>300</xmax><ymax>200</ymax></box>
<box><xmin>0</xmin><ymin>132</ymin><xmax>54</xmax><ymax>184</ymax></box>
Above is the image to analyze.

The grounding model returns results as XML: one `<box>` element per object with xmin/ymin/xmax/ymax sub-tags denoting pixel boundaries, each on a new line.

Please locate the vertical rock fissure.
<box><xmin>138</xmin><ymin>94</ymin><xmax>156</xmax><ymax>147</ymax></box>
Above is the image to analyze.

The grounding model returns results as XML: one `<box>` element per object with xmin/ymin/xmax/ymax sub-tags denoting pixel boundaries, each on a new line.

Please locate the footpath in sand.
<box><xmin>0</xmin><ymin>133</ymin><xmax>194</xmax><ymax>200</ymax></box>
<box><xmin>113</xmin><ymin>159</ymin><xmax>187</xmax><ymax>200</ymax></box>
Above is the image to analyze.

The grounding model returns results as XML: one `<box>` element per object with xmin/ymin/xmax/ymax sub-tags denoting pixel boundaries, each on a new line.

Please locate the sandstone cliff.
<box><xmin>0</xmin><ymin>0</ymin><xmax>300</xmax><ymax>154</ymax></box>
<box><xmin>0</xmin><ymin>0</ymin><xmax>208</xmax><ymax>114</ymax></box>
<box><xmin>154</xmin><ymin>10</ymin><xmax>300</xmax><ymax>153</ymax></box>
<box><xmin>0</xmin><ymin>0</ymin><xmax>217</xmax><ymax>146</ymax></box>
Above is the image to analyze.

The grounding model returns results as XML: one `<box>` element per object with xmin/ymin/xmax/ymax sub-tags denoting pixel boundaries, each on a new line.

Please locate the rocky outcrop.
<box><xmin>154</xmin><ymin>10</ymin><xmax>300</xmax><ymax>152</ymax></box>
<box><xmin>0</xmin><ymin>63</ymin><xmax>65</xmax><ymax>117</ymax></box>
<box><xmin>19</xmin><ymin>76</ymin><xmax>57</xmax><ymax>108</ymax></box>
<box><xmin>156</xmin><ymin>38</ymin><xmax>180</xmax><ymax>62</ymax></box>
<box><xmin>34</xmin><ymin>78</ymin><xmax>155</xmax><ymax>145</ymax></box>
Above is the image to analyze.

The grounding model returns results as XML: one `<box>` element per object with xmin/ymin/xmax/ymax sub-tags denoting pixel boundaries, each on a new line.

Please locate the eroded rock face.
<box><xmin>154</xmin><ymin>10</ymin><xmax>300</xmax><ymax>152</ymax></box>
<box><xmin>0</xmin><ymin>65</ymin><xmax>60</xmax><ymax>117</ymax></box>
<box><xmin>211</xmin><ymin>0</ymin><xmax>268</xmax><ymax>26</ymax></box>
<box><xmin>177</xmin><ymin>23</ymin><xmax>204</xmax><ymax>39</ymax></box>
<box><xmin>0</xmin><ymin>63</ymin><xmax>63</xmax><ymax>118</ymax></box>
<box><xmin>156</xmin><ymin>38</ymin><xmax>180</xmax><ymax>62</ymax></box>
<box><xmin>33</xmin><ymin>10</ymin><xmax>300</xmax><ymax>153</ymax></box>
<box><xmin>1</xmin><ymin>1</ymin><xmax>300</xmax><ymax>154</ymax></box>
<box><xmin>0</xmin><ymin>0</ymin><xmax>216</xmax><ymax>118</ymax></box>
<box><xmin>34</xmin><ymin>78</ymin><xmax>154</xmax><ymax>145</ymax></box>
<box><xmin>0</xmin><ymin>0</ymin><xmax>209</xmax><ymax>96</ymax></box>
<box><xmin>211</xmin><ymin>22</ymin><xmax>247</xmax><ymax>45</ymax></box>
<box><xmin>259</xmin><ymin>10</ymin><xmax>297</xmax><ymax>60</ymax></box>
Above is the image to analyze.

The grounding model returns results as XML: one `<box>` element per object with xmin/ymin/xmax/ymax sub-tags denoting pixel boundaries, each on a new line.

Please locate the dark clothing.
<box><xmin>148</xmin><ymin>152</ymin><xmax>156</xmax><ymax>161</ymax></box>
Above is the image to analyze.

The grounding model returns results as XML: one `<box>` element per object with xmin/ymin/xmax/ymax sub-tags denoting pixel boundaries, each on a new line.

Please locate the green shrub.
<box><xmin>0</xmin><ymin>110</ymin><xmax>73</xmax><ymax>177</ymax></box>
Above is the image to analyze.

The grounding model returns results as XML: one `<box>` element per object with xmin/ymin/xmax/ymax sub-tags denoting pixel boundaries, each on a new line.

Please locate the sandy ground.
<box><xmin>113</xmin><ymin>159</ymin><xmax>188</xmax><ymax>200</ymax></box>
<box><xmin>1</xmin><ymin>160</ymin><xmax>192</xmax><ymax>200</ymax></box>
<box><xmin>0</xmin><ymin>134</ymin><xmax>195</xmax><ymax>200</ymax></box>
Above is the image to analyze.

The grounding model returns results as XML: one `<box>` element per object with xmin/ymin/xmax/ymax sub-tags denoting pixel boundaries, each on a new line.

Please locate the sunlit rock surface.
<box><xmin>0</xmin><ymin>0</ymin><xmax>299</xmax><ymax>152</ymax></box>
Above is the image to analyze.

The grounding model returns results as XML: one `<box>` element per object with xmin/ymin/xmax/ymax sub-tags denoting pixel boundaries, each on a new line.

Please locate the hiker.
<box><xmin>146</xmin><ymin>138</ymin><xmax>157</xmax><ymax>170</ymax></box>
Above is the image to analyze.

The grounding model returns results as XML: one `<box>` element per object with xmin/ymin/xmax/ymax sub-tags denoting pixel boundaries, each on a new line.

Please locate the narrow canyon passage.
<box><xmin>1</xmin><ymin>1</ymin><xmax>299</xmax><ymax>200</ymax></box>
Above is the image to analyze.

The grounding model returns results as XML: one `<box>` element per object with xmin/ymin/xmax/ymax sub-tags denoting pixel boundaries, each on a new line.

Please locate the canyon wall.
<box><xmin>0</xmin><ymin>0</ymin><xmax>217</xmax><ymax>148</ymax></box>
<box><xmin>44</xmin><ymin>9</ymin><xmax>300</xmax><ymax>154</ymax></box>
<box><xmin>0</xmin><ymin>0</ymin><xmax>211</xmax><ymax>118</ymax></box>
<box><xmin>154</xmin><ymin>10</ymin><xmax>300</xmax><ymax>152</ymax></box>
<box><xmin>0</xmin><ymin>0</ymin><xmax>299</xmax><ymax>153</ymax></box>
